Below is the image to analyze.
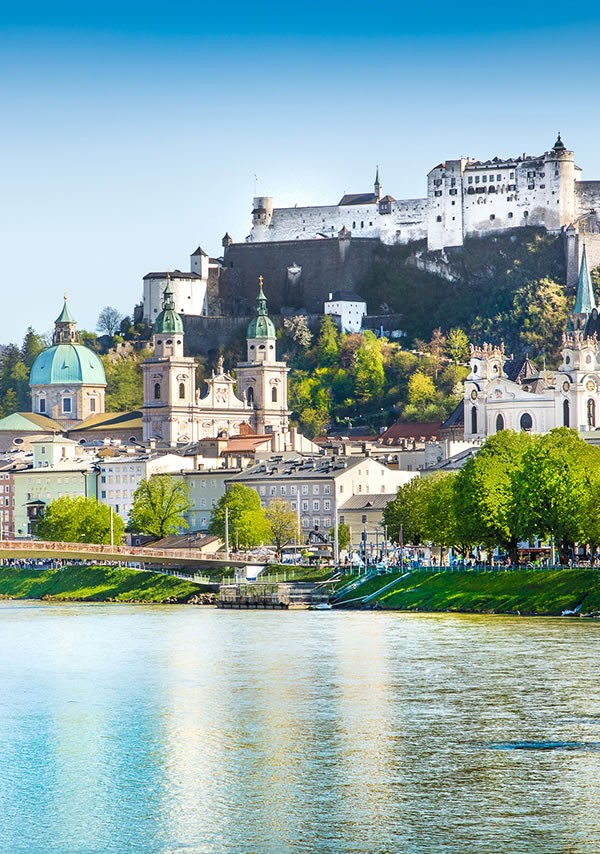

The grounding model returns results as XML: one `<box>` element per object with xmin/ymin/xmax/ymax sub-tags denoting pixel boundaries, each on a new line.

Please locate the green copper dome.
<box><xmin>154</xmin><ymin>280</ymin><xmax>184</xmax><ymax>334</ymax></box>
<box><xmin>30</xmin><ymin>344</ymin><xmax>106</xmax><ymax>386</ymax></box>
<box><xmin>247</xmin><ymin>278</ymin><xmax>276</xmax><ymax>339</ymax></box>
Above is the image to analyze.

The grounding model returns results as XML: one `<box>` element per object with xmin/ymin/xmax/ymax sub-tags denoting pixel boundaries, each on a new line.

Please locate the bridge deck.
<box><xmin>0</xmin><ymin>539</ymin><xmax>264</xmax><ymax>569</ymax></box>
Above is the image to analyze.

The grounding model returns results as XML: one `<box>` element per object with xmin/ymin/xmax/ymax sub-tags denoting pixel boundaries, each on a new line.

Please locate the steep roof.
<box><xmin>143</xmin><ymin>270</ymin><xmax>202</xmax><ymax>280</ymax></box>
<box><xmin>574</xmin><ymin>244</ymin><xmax>597</xmax><ymax>316</ymax></box>
<box><xmin>68</xmin><ymin>411</ymin><xmax>143</xmax><ymax>432</ymax></box>
<box><xmin>338</xmin><ymin>192</ymin><xmax>379</xmax><ymax>206</ymax></box>
<box><xmin>55</xmin><ymin>299</ymin><xmax>76</xmax><ymax>324</ymax></box>
<box><xmin>378</xmin><ymin>422</ymin><xmax>441</xmax><ymax>443</ymax></box>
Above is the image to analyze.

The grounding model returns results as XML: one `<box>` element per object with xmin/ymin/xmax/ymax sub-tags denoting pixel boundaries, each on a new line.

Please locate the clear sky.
<box><xmin>1</xmin><ymin>1</ymin><xmax>600</xmax><ymax>342</ymax></box>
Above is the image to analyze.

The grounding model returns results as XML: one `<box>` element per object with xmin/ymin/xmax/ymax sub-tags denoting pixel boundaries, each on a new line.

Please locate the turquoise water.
<box><xmin>1</xmin><ymin>603</ymin><xmax>600</xmax><ymax>852</ymax></box>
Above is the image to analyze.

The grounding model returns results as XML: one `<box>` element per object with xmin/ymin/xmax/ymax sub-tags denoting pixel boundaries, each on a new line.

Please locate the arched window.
<box><xmin>471</xmin><ymin>406</ymin><xmax>477</xmax><ymax>434</ymax></box>
<box><xmin>247</xmin><ymin>387</ymin><xmax>254</xmax><ymax>405</ymax></box>
<box><xmin>588</xmin><ymin>398</ymin><xmax>596</xmax><ymax>429</ymax></box>
<box><xmin>154</xmin><ymin>383</ymin><xmax>161</xmax><ymax>400</ymax></box>
<box><xmin>271</xmin><ymin>386</ymin><xmax>278</xmax><ymax>403</ymax></box>
<box><xmin>179</xmin><ymin>382</ymin><xmax>185</xmax><ymax>399</ymax></box>
<box><xmin>520</xmin><ymin>412</ymin><xmax>533</xmax><ymax>431</ymax></box>
<box><xmin>495</xmin><ymin>413</ymin><xmax>504</xmax><ymax>432</ymax></box>
<box><xmin>563</xmin><ymin>399</ymin><xmax>570</xmax><ymax>428</ymax></box>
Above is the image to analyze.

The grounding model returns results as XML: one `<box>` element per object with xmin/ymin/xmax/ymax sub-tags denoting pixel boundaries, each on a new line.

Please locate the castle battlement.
<box><xmin>246</xmin><ymin>136</ymin><xmax>600</xmax><ymax>256</ymax></box>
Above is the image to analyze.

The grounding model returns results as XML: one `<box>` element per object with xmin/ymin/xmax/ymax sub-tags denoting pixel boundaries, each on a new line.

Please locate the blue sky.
<box><xmin>1</xmin><ymin>1</ymin><xmax>600</xmax><ymax>342</ymax></box>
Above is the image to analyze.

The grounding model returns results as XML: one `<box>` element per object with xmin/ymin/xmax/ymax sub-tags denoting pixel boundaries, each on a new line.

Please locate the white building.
<box><xmin>324</xmin><ymin>291</ymin><xmax>367</xmax><ymax>333</ymax></box>
<box><xmin>245</xmin><ymin>137</ymin><xmax>600</xmax><ymax>254</ymax></box>
<box><xmin>97</xmin><ymin>452</ymin><xmax>195</xmax><ymax>523</ymax></box>
<box><xmin>142</xmin><ymin>247</ymin><xmax>211</xmax><ymax>324</ymax></box>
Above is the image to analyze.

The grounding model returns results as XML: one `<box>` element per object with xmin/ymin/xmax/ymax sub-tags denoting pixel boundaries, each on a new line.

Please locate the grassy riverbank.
<box><xmin>0</xmin><ymin>566</ymin><xmax>210</xmax><ymax>603</ymax></box>
<box><xmin>335</xmin><ymin>569</ymin><xmax>600</xmax><ymax>616</ymax></box>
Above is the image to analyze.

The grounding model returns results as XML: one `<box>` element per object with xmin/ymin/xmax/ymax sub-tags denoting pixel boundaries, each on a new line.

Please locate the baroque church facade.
<box><xmin>142</xmin><ymin>276</ymin><xmax>289</xmax><ymax>445</ymax></box>
<box><xmin>464</xmin><ymin>245</ymin><xmax>600</xmax><ymax>441</ymax></box>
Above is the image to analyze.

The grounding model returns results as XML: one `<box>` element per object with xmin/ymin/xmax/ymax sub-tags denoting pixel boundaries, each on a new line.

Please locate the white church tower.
<box><xmin>142</xmin><ymin>276</ymin><xmax>198</xmax><ymax>445</ymax></box>
<box><xmin>236</xmin><ymin>277</ymin><xmax>290</xmax><ymax>435</ymax></box>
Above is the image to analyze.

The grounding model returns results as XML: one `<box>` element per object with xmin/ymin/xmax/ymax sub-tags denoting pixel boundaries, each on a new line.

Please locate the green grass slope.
<box><xmin>372</xmin><ymin>570</ymin><xmax>600</xmax><ymax>616</ymax></box>
<box><xmin>0</xmin><ymin>565</ymin><xmax>210</xmax><ymax>603</ymax></box>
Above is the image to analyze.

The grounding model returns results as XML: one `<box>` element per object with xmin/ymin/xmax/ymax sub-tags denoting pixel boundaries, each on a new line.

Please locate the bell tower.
<box><xmin>142</xmin><ymin>276</ymin><xmax>198</xmax><ymax>445</ymax></box>
<box><xmin>235</xmin><ymin>277</ymin><xmax>289</xmax><ymax>435</ymax></box>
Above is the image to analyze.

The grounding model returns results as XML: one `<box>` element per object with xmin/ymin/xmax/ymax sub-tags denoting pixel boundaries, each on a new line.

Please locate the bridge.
<box><xmin>0</xmin><ymin>539</ymin><xmax>266</xmax><ymax>571</ymax></box>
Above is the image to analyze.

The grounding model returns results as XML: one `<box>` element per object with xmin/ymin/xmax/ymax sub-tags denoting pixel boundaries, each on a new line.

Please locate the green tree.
<box><xmin>353</xmin><ymin>331</ymin><xmax>384</xmax><ymax>404</ymax></box>
<box><xmin>209</xmin><ymin>484</ymin><xmax>271</xmax><ymax>549</ymax></box>
<box><xmin>329</xmin><ymin>522</ymin><xmax>350</xmax><ymax>551</ymax></box>
<box><xmin>446</xmin><ymin>327</ymin><xmax>470</xmax><ymax>364</ymax></box>
<box><xmin>128</xmin><ymin>475</ymin><xmax>191</xmax><ymax>538</ymax></box>
<box><xmin>265</xmin><ymin>499</ymin><xmax>299</xmax><ymax>552</ymax></box>
<box><xmin>102</xmin><ymin>351</ymin><xmax>147</xmax><ymax>411</ymax></box>
<box><xmin>317</xmin><ymin>315</ymin><xmax>340</xmax><ymax>367</ymax></box>
<box><xmin>454</xmin><ymin>430</ymin><xmax>534</xmax><ymax>561</ymax></box>
<box><xmin>383</xmin><ymin>477</ymin><xmax>433</xmax><ymax>546</ymax></box>
<box><xmin>21</xmin><ymin>327</ymin><xmax>47</xmax><ymax>368</ymax></box>
<box><xmin>512</xmin><ymin>428</ymin><xmax>597</xmax><ymax>561</ymax></box>
<box><xmin>35</xmin><ymin>496</ymin><xmax>125</xmax><ymax>544</ymax></box>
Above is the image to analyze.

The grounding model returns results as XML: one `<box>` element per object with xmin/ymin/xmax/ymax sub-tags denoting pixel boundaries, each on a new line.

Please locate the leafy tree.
<box><xmin>128</xmin><ymin>475</ymin><xmax>191</xmax><ymax>538</ymax></box>
<box><xmin>512</xmin><ymin>428</ymin><xmax>597</xmax><ymax>561</ymax></box>
<box><xmin>97</xmin><ymin>306</ymin><xmax>124</xmax><ymax>337</ymax></box>
<box><xmin>21</xmin><ymin>327</ymin><xmax>47</xmax><ymax>368</ymax></box>
<box><xmin>283</xmin><ymin>315</ymin><xmax>313</xmax><ymax>349</ymax></box>
<box><xmin>329</xmin><ymin>522</ymin><xmax>350</xmax><ymax>551</ymax></box>
<box><xmin>101</xmin><ymin>351</ymin><xmax>147</xmax><ymax>411</ymax></box>
<box><xmin>208</xmin><ymin>484</ymin><xmax>270</xmax><ymax>549</ymax></box>
<box><xmin>383</xmin><ymin>477</ymin><xmax>433</xmax><ymax>546</ymax></box>
<box><xmin>353</xmin><ymin>331</ymin><xmax>384</xmax><ymax>404</ymax></box>
<box><xmin>454</xmin><ymin>430</ymin><xmax>534</xmax><ymax>561</ymax></box>
<box><xmin>298</xmin><ymin>407</ymin><xmax>329</xmax><ymax>439</ymax></box>
<box><xmin>35</xmin><ymin>496</ymin><xmax>125</xmax><ymax>544</ymax></box>
<box><xmin>317</xmin><ymin>316</ymin><xmax>340</xmax><ymax>367</ymax></box>
<box><xmin>446</xmin><ymin>328</ymin><xmax>470</xmax><ymax>364</ymax></box>
<box><xmin>265</xmin><ymin>499</ymin><xmax>299</xmax><ymax>552</ymax></box>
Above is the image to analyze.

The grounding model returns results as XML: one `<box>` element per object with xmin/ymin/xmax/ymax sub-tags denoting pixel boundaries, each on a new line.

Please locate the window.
<box><xmin>588</xmin><ymin>398</ymin><xmax>596</xmax><ymax>429</ymax></box>
<box><xmin>90</xmin><ymin>398</ymin><xmax>96</xmax><ymax>412</ymax></box>
<box><xmin>280</xmin><ymin>485</ymin><xmax>287</xmax><ymax>495</ymax></box>
<box><xmin>496</xmin><ymin>413</ymin><xmax>504</xmax><ymax>432</ymax></box>
<box><xmin>302</xmin><ymin>485</ymin><xmax>308</xmax><ymax>495</ymax></box>
<box><xmin>259</xmin><ymin>486</ymin><xmax>266</xmax><ymax>496</ymax></box>
<box><xmin>313</xmin><ymin>501</ymin><xmax>320</xmax><ymax>511</ymax></box>
<box><xmin>313</xmin><ymin>485</ymin><xmax>319</xmax><ymax>495</ymax></box>
<box><xmin>468</xmin><ymin>176</ymin><xmax>473</xmax><ymax>184</ymax></box>
<box><xmin>324</xmin><ymin>518</ymin><xmax>331</xmax><ymax>528</ymax></box>
<box><xmin>154</xmin><ymin>383</ymin><xmax>161</xmax><ymax>400</ymax></box>
<box><xmin>269</xmin><ymin>486</ymin><xmax>276</xmax><ymax>496</ymax></box>
<box><xmin>490</xmin><ymin>214</ymin><xmax>495</xmax><ymax>220</ymax></box>
<box><xmin>563</xmin><ymin>399</ymin><xmax>570</xmax><ymax>428</ymax></box>
<box><xmin>475</xmin><ymin>176</ymin><xmax>480</xmax><ymax>184</ymax></box>
<box><xmin>39</xmin><ymin>399</ymin><xmax>46</xmax><ymax>413</ymax></box>
<box><xmin>324</xmin><ymin>500</ymin><xmax>331</xmax><ymax>511</ymax></box>
<box><xmin>362</xmin><ymin>515</ymin><xmax>367</xmax><ymax>524</ymax></box>
<box><xmin>271</xmin><ymin>386</ymin><xmax>278</xmax><ymax>403</ymax></box>
<box><xmin>302</xmin><ymin>501</ymin><xmax>309</xmax><ymax>511</ymax></box>
<box><xmin>339</xmin><ymin>485</ymin><xmax>344</xmax><ymax>494</ymax></box>
<box><xmin>62</xmin><ymin>398</ymin><xmax>72</xmax><ymax>413</ymax></box>
<box><xmin>290</xmin><ymin>485</ymin><xmax>297</xmax><ymax>495</ymax></box>
<box><xmin>302</xmin><ymin>518</ymin><xmax>309</xmax><ymax>528</ymax></box>
<box><xmin>247</xmin><ymin>387</ymin><xmax>254</xmax><ymax>405</ymax></box>
<box><xmin>324</xmin><ymin>485</ymin><xmax>331</xmax><ymax>494</ymax></box>
<box><xmin>471</xmin><ymin>406</ymin><xmax>478</xmax><ymax>434</ymax></box>
<box><xmin>179</xmin><ymin>383</ymin><xmax>185</xmax><ymax>399</ymax></box>
<box><xmin>436</xmin><ymin>216</ymin><xmax>442</xmax><ymax>223</ymax></box>
<box><xmin>520</xmin><ymin>413</ymin><xmax>533</xmax><ymax>432</ymax></box>
<box><xmin>508</xmin><ymin>212</ymin><xmax>514</xmax><ymax>219</ymax></box>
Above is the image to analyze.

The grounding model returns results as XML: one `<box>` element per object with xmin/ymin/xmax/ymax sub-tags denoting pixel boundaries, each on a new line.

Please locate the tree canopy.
<box><xmin>127</xmin><ymin>475</ymin><xmax>191</xmax><ymax>538</ymax></box>
<box><xmin>208</xmin><ymin>484</ymin><xmax>270</xmax><ymax>549</ymax></box>
<box><xmin>265</xmin><ymin>499</ymin><xmax>299</xmax><ymax>551</ymax></box>
<box><xmin>35</xmin><ymin>496</ymin><xmax>125</xmax><ymax>544</ymax></box>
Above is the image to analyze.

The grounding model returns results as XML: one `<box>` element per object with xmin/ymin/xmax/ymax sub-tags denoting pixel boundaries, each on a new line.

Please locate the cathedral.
<box><xmin>142</xmin><ymin>276</ymin><xmax>290</xmax><ymax>445</ymax></box>
<box><xmin>463</xmin><ymin>245</ymin><xmax>600</xmax><ymax>440</ymax></box>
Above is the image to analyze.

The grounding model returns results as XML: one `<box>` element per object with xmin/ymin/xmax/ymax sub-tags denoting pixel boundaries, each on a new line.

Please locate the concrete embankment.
<box><xmin>334</xmin><ymin>569</ymin><xmax>600</xmax><ymax>616</ymax></box>
<box><xmin>0</xmin><ymin>566</ymin><xmax>214</xmax><ymax>604</ymax></box>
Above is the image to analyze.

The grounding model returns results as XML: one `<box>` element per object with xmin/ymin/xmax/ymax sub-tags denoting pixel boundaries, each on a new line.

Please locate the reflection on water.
<box><xmin>0</xmin><ymin>604</ymin><xmax>600</xmax><ymax>852</ymax></box>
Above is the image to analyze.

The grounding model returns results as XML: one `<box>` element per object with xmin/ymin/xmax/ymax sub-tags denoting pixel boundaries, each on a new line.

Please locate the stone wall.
<box><xmin>218</xmin><ymin>237</ymin><xmax>380</xmax><ymax>315</ymax></box>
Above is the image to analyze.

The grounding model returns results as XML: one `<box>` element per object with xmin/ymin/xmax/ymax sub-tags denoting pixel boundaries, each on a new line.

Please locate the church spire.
<box><xmin>53</xmin><ymin>296</ymin><xmax>78</xmax><ymax>344</ymax></box>
<box><xmin>573</xmin><ymin>242</ymin><xmax>596</xmax><ymax>329</ymax></box>
<box><xmin>374</xmin><ymin>165</ymin><xmax>381</xmax><ymax>201</ymax></box>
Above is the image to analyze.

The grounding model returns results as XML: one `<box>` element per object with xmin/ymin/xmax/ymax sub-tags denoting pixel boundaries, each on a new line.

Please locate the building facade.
<box><xmin>244</xmin><ymin>137</ymin><xmax>600</xmax><ymax>254</ymax></box>
<box><xmin>142</xmin><ymin>277</ymin><xmax>290</xmax><ymax>445</ymax></box>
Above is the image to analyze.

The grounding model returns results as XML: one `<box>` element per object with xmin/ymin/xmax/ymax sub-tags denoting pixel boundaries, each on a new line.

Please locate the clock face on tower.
<box><xmin>563</xmin><ymin>381</ymin><xmax>570</xmax><ymax>392</ymax></box>
<box><xmin>587</xmin><ymin>380</ymin><xmax>596</xmax><ymax>392</ymax></box>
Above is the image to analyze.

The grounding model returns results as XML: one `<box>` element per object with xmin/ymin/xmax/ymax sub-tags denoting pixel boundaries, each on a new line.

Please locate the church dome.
<box><xmin>247</xmin><ymin>278</ymin><xmax>276</xmax><ymax>339</ymax></box>
<box><xmin>30</xmin><ymin>343</ymin><xmax>106</xmax><ymax>386</ymax></box>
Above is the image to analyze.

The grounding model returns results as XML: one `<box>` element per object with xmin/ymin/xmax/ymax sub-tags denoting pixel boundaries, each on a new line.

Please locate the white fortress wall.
<box><xmin>249</xmin><ymin>199</ymin><xmax>427</xmax><ymax>244</ymax></box>
<box><xmin>576</xmin><ymin>181</ymin><xmax>600</xmax><ymax>215</ymax></box>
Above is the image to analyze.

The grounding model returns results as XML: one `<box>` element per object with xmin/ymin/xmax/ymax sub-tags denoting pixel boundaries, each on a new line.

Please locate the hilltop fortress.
<box><xmin>245</xmin><ymin>135</ymin><xmax>600</xmax><ymax>285</ymax></box>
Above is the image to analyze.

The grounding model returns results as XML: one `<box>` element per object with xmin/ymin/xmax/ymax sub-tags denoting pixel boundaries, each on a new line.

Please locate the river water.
<box><xmin>0</xmin><ymin>603</ymin><xmax>599</xmax><ymax>853</ymax></box>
